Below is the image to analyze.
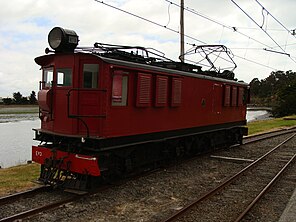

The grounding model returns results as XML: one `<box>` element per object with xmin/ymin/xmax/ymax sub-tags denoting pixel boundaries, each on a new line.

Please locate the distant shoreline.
<box><xmin>247</xmin><ymin>106</ymin><xmax>272</xmax><ymax>111</ymax></box>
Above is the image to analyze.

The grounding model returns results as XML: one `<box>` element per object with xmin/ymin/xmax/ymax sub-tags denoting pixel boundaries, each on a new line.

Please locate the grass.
<box><xmin>0</xmin><ymin>163</ymin><xmax>40</xmax><ymax>196</ymax></box>
<box><xmin>0</xmin><ymin>105</ymin><xmax>39</xmax><ymax>114</ymax></box>
<box><xmin>247</xmin><ymin>115</ymin><xmax>296</xmax><ymax>135</ymax></box>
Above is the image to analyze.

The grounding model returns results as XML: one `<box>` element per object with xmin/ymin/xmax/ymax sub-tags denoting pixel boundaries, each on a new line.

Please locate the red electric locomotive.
<box><xmin>32</xmin><ymin>27</ymin><xmax>248</xmax><ymax>189</ymax></box>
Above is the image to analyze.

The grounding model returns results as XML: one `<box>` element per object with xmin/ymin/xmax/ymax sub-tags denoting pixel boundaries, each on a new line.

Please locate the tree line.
<box><xmin>2</xmin><ymin>91</ymin><xmax>37</xmax><ymax>105</ymax></box>
<box><xmin>250</xmin><ymin>70</ymin><xmax>296</xmax><ymax>117</ymax></box>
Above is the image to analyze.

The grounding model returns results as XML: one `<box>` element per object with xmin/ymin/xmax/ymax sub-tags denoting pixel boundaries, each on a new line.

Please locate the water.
<box><xmin>246</xmin><ymin>109</ymin><xmax>271</xmax><ymax>122</ymax></box>
<box><xmin>0</xmin><ymin>110</ymin><xmax>270</xmax><ymax>168</ymax></box>
<box><xmin>0</xmin><ymin>115</ymin><xmax>39</xmax><ymax>168</ymax></box>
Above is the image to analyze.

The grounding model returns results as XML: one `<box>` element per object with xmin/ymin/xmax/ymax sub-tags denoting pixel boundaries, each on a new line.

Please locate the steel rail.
<box><xmin>234</xmin><ymin>153</ymin><xmax>296</xmax><ymax>222</ymax></box>
<box><xmin>0</xmin><ymin>186</ymin><xmax>50</xmax><ymax>206</ymax></box>
<box><xmin>162</xmin><ymin>133</ymin><xmax>296</xmax><ymax>222</ymax></box>
<box><xmin>0</xmin><ymin>195</ymin><xmax>82</xmax><ymax>222</ymax></box>
<box><xmin>243</xmin><ymin>127</ymin><xmax>296</xmax><ymax>145</ymax></box>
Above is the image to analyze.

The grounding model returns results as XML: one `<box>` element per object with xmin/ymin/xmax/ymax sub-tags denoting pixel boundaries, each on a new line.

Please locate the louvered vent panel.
<box><xmin>155</xmin><ymin>76</ymin><xmax>168</xmax><ymax>107</ymax></box>
<box><xmin>238</xmin><ymin>87</ymin><xmax>244</xmax><ymax>106</ymax></box>
<box><xmin>171</xmin><ymin>78</ymin><xmax>182</xmax><ymax>107</ymax></box>
<box><xmin>223</xmin><ymin>85</ymin><xmax>231</xmax><ymax>106</ymax></box>
<box><xmin>136</xmin><ymin>73</ymin><xmax>152</xmax><ymax>107</ymax></box>
<box><xmin>231</xmin><ymin>86</ymin><xmax>238</xmax><ymax>106</ymax></box>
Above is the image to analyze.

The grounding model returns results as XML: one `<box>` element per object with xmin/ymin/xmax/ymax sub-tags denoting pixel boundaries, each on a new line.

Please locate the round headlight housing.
<box><xmin>48</xmin><ymin>27</ymin><xmax>79</xmax><ymax>53</ymax></box>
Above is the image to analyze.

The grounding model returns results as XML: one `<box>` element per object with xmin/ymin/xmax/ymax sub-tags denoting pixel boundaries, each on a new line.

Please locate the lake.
<box><xmin>0</xmin><ymin>110</ymin><xmax>270</xmax><ymax>168</ymax></box>
<box><xmin>0</xmin><ymin>114</ymin><xmax>39</xmax><ymax>168</ymax></box>
<box><xmin>246</xmin><ymin>109</ymin><xmax>271</xmax><ymax>122</ymax></box>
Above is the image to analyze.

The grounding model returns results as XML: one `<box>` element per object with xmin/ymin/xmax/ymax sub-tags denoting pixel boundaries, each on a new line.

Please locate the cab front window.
<box><xmin>43</xmin><ymin>68</ymin><xmax>53</xmax><ymax>88</ymax></box>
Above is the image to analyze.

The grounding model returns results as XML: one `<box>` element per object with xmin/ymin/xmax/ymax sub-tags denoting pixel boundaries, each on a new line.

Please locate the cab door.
<box><xmin>53</xmin><ymin>56</ymin><xmax>76</xmax><ymax>134</ymax></box>
<box><xmin>77</xmin><ymin>60</ymin><xmax>102</xmax><ymax>136</ymax></box>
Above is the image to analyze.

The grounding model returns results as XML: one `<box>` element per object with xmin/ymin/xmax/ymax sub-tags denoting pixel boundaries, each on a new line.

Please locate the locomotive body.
<box><xmin>32</xmin><ymin>27</ymin><xmax>248</xmax><ymax>189</ymax></box>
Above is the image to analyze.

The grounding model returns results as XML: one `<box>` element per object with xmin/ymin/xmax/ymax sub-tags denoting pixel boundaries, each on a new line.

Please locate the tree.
<box><xmin>272</xmin><ymin>81</ymin><xmax>296</xmax><ymax>117</ymax></box>
<box><xmin>249</xmin><ymin>78</ymin><xmax>261</xmax><ymax>97</ymax></box>
<box><xmin>29</xmin><ymin>91</ymin><xmax>37</xmax><ymax>104</ymax></box>
<box><xmin>21</xmin><ymin>97</ymin><xmax>29</xmax><ymax>104</ymax></box>
<box><xmin>2</xmin><ymin>98</ymin><xmax>12</xmax><ymax>105</ymax></box>
<box><xmin>249</xmin><ymin>70</ymin><xmax>296</xmax><ymax>107</ymax></box>
<box><xmin>13</xmin><ymin>92</ymin><xmax>23</xmax><ymax>104</ymax></box>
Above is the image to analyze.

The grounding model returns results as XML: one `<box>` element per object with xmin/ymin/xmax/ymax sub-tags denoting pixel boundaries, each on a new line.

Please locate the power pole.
<box><xmin>180</xmin><ymin>0</ymin><xmax>185</xmax><ymax>62</ymax></box>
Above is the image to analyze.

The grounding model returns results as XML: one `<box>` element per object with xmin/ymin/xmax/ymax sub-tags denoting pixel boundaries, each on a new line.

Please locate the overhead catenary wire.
<box><xmin>235</xmin><ymin>54</ymin><xmax>278</xmax><ymax>71</ymax></box>
<box><xmin>254</xmin><ymin>0</ymin><xmax>296</xmax><ymax>39</ymax></box>
<box><xmin>94</xmin><ymin>0</ymin><xmax>283</xmax><ymax>72</ymax></box>
<box><xmin>165</xmin><ymin>1</ymin><xmax>172</xmax><ymax>28</ymax></box>
<box><xmin>164</xmin><ymin>0</ymin><xmax>274</xmax><ymax>49</ymax></box>
<box><xmin>94</xmin><ymin>0</ymin><xmax>206</xmax><ymax>45</ymax></box>
<box><xmin>165</xmin><ymin>0</ymin><xmax>296</xmax><ymax>58</ymax></box>
<box><xmin>230</xmin><ymin>0</ymin><xmax>285</xmax><ymax>52</ymax></box>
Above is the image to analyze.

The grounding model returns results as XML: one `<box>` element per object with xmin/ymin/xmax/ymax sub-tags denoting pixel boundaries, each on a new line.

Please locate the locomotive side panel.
<box><xmin>101</xmin><ymin>63</ymin><xmax>247</xmax><ymax>139</ymax></box>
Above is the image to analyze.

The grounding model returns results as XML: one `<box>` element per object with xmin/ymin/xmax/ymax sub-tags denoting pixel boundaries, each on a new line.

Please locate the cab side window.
<box><xmin>83</xmin><ymin>64</ymin><xmax>99</xmax><ymax>88</ymax></box>
<box><xmin>57</xmin><ymin>68</ymin><xmax>72</xmax><ymax>87</ymax></box>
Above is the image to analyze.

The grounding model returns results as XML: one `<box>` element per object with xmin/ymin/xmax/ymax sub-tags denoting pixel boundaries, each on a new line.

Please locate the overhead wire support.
<box><xmin>164</xmin><ymin>0</ymin><xmax>273</xmax><ymax>49</ymax></box>
<box><xmin>94</xmin><ymin>0</ymin><xmax>206</xmax><ymax>45</ymax></box>
<box><xmin>263</xmin><ymin>48</ymin><xmax>290</xmax><ymax>57</ymax></box>
<box><xmin>94</xmin><ymin>0</ymin><xmax>281</xmax><ymax>72</ymax></box>
<box><xmin>180</xmin><ymin>0</ymin><xmax>185</xmax><ymax>62</ymax></box>
<box><xmin>230</xmin><ymin>0</ymin><xmax>285</xmax><ymax>53</ymax></box>
<box><xmin>230</xmin><ymin>0</ymin><xmax>296</xmax><ymax>64</ymax></box>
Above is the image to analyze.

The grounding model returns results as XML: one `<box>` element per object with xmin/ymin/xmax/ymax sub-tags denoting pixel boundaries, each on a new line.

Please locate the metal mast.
<box><xmin>180</xmin><ymin>0</ymin><xmax>185</xmax><ymax>62</ymax></box>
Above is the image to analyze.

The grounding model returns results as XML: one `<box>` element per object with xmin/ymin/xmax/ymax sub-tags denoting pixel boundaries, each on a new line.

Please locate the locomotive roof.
<box><xmin>35</xmin><ymin>52</ymin><xmax>248</xmax><ymax>86</ymax></box>
<box><xmin>94</xmin><ymin>54</ymin><xmax>248</xmax><ymax>86</ymax></box>
<box><xmin>77</xmin><ymin>43</ymin><xmax>247</xmax><ymax>86</ymax></box>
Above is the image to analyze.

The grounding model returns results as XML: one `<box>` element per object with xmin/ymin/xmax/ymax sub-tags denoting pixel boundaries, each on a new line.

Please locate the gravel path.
<box><xmin>174</xmin><ymin>135</ymin><xmax>296</xmax><ymax>221</ymax></box>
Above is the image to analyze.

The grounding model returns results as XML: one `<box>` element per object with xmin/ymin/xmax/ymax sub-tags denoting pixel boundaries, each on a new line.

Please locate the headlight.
<box><xmin>48</xmin><ymin>27</ymin><xmax>79</xmax><ymax>53</ymax></box>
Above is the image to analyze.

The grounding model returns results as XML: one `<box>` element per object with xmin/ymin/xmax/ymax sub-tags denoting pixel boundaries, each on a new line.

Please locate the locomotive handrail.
<box><xmin>38</xmin><ymin>81</ymin><xmax>54</xmax><ymax>120</ymax></box>
<box><xmin>66</xmin><ymin>88</ymin><xmax>107</xmax><ymax>138</ymax></box>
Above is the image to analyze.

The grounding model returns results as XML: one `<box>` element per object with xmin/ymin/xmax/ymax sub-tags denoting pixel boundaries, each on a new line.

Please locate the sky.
<box><xmin>1</xmin><ymin>0</ymin><xmax>296</xmax><ymax>97</ymax></box>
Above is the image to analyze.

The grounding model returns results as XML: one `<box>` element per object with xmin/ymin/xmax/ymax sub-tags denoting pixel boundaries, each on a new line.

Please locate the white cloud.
<box><xmin>0</xmin><ymin>0</ymin><xmax>296</xmax><ymax>96</ymax></box>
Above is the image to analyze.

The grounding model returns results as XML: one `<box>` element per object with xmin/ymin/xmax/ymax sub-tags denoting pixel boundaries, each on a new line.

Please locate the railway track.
<box><xmin>243</xmin><ymin>126</ymin><xmax>296</xmax><ymax>144</ymax></box>
<box><xmin>1</xmin><ymin>128</ymin><xmax>295</xmax><ymax>222</ymax></box>
<box><xmin>162</xmin><ymin>133</ymin><xmax>296</xmax><ymax>222</ymax></box>
<box><xmin>0</xmin><ymin>186</ymin><xmax>50</xmax><ymax>206</ymax></box>
<box><xmin>0</xmin><ymin>186</ymin><xmax>85</xmax><ymax>222</ymax></box>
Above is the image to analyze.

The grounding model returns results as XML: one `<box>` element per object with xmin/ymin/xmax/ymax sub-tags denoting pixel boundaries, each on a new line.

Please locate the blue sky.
<box><xmin>1</xmin><ymin>0</ymin><xmax>296</xmax><ymax>97</ymax></box>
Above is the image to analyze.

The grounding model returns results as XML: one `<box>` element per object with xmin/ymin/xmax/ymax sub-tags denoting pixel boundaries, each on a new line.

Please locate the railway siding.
<box><xmin>168</xmin><ymin>135</ymin><xmax>295</xmax><ymax>221</ymax></box>
<box><xmin>0</xmin><ymin>130</ymin><xmax>296</xmax><ymax>222</ymax></box>
<box><xmin>14</xmin><ymin>132</ymin><xmax>295</xmax><ymax>222</ymax></box>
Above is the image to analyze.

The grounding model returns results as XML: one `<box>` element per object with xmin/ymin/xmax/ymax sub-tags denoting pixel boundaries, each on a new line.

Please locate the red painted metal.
<box><xmin>32</xmin><ymin>146</ymin><xmax>100</xmax><ymax>176</ymax></box>
<box><xmin>155</xmin><ymin>75</ymin><xmax>168</xmax><ymax>107</ymax></box>
<box><xmin>35</xmin><ymin>52</ymin><xmax>248</xmax><ymax>143</ymax></box>
<box><xmin>37</xmin><ymin>89</ymin><xmax>52</xmax><ymax>111</ymax></box>
<box><xmin>33</xmin><ymin>50</ymin><xmax>249</xmax><ymax>183</ymax></box>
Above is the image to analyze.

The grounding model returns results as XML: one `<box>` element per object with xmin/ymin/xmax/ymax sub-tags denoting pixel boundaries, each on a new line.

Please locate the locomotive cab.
<box><xmin>35</xmin><ymin>28</ymin><xmax>105</xmax><ymax>138</ymax></box>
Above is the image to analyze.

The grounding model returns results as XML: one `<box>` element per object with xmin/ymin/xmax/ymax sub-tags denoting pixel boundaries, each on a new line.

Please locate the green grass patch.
<box><xmin>0</xmin><ymin>163</ymin><xmax>40</xmax><ymax>196</ymax></box>
<box><xmin>247</xmin><ymin>115</ymin><xmax>296</xmax><ymax>135</ymax></box>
